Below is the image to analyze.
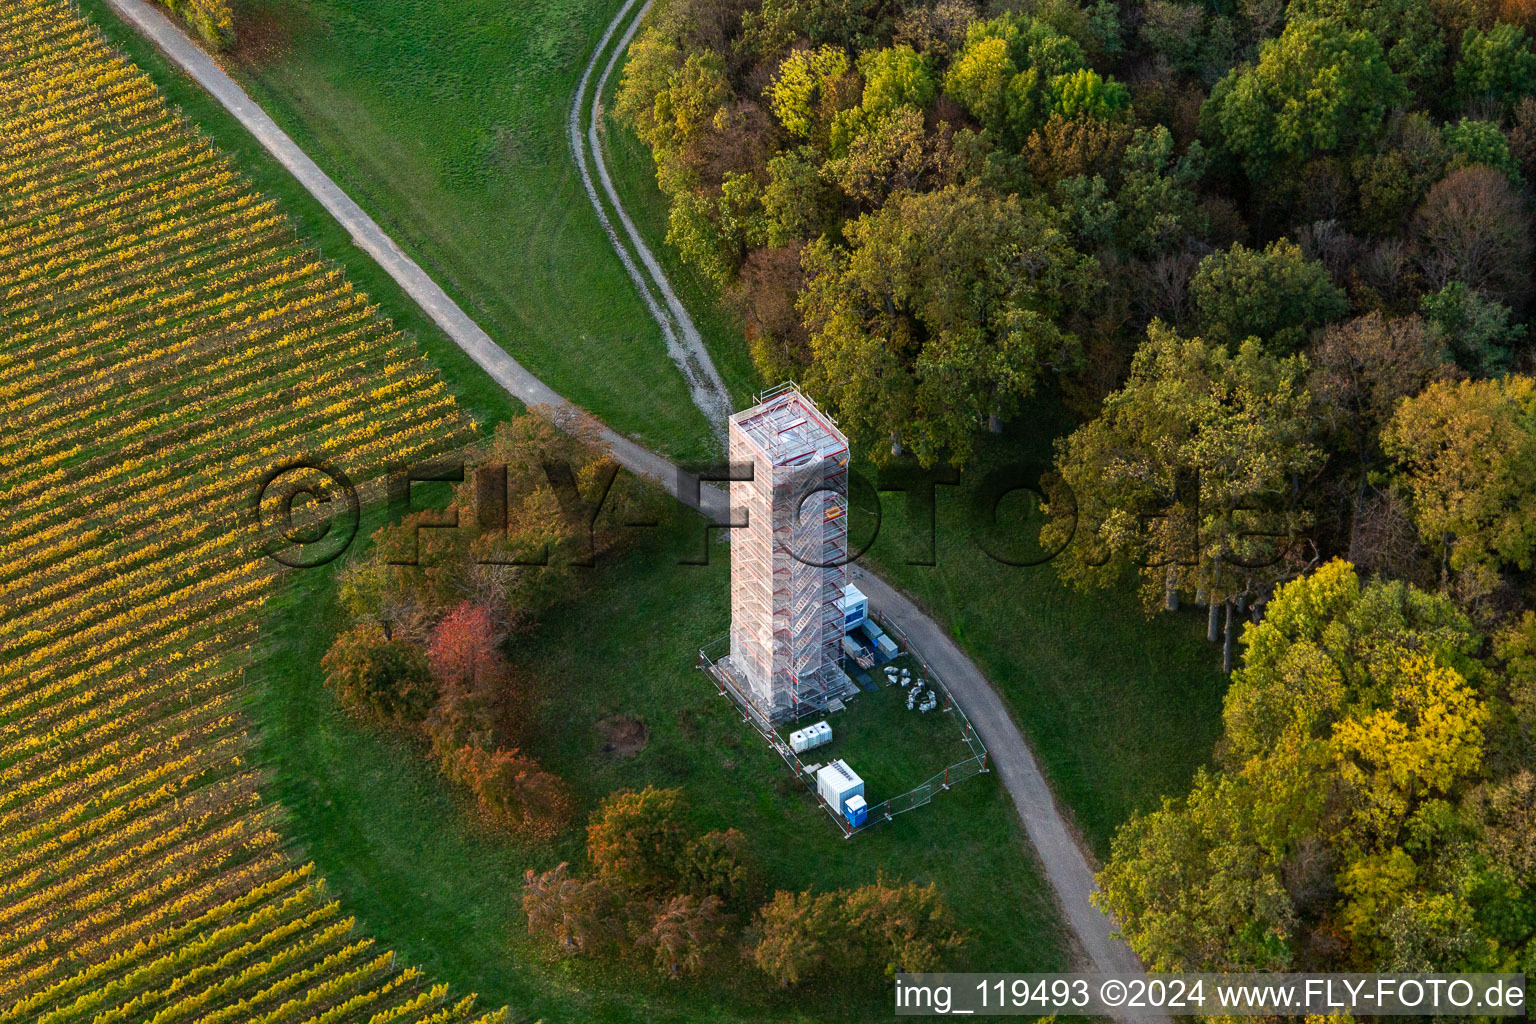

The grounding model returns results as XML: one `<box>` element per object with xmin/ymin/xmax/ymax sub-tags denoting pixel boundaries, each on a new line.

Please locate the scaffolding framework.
<box><xmin>727</xmin><ymin>383</ymin><xmax>853</xmax><ymax>723</ymax></box>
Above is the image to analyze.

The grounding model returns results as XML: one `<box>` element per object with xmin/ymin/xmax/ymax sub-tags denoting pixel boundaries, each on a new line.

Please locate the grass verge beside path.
<box><xmin>207</xmin><ymin>0</ymin><xmax>725</xmax><ymax>462</ymax></box>
<box><xmin>601</xmin><ymin>109</ymin><xmax>763</xmax><ymax>405</ymax></box>
<box><xmin>77</xmin><ymin>0</ymin><xmax>520</xmax><ymax>431</ymax></box>
<box><xmin>252</xmin><ymin>498</ymin><xmax>1070</xmax><ymax>1024</ymax></box>
<box><xmin>852</xmin><ymin>419</ymin><xmax>1227</xmax><ymax>859</ymax></box>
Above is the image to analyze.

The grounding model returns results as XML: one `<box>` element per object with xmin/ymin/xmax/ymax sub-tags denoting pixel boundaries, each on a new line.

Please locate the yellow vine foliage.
<box><xmin>0</xmin><ymin>2</ymin><xmax>506</xmax><ymax>1021</ymax></box>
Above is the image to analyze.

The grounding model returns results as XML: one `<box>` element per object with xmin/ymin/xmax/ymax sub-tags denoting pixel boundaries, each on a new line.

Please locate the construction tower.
<box><xmin>727</xmin><ymin>383</ymin><xmax>853</xmax><ymax>724</ymax></box>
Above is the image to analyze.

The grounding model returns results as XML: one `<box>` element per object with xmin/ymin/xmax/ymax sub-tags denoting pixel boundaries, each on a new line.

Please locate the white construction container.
<box><xmin>789</xmin><ymin>728</ymin><xmax>810</xmax><ymax>754</ymax></box>
<box><xmin>817</xmin><ymin>759</ymin><xmax>865</xmax><ymax>818</ymax></box>
<box><xmin>810</xmin><ymin>721</ymin><xmax>832</xmax><ymax>747</ymax></box>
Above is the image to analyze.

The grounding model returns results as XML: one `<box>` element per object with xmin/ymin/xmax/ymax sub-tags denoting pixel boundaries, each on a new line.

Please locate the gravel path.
<box><xmin>102</xmin><ymin>0</ymin><xmax>1158</xmax><ymax>1009</ymax></box>
<box><xmin>569</xmin><ymin>0</ymin><xmax>733</xmax><ymax>436</ymax></box>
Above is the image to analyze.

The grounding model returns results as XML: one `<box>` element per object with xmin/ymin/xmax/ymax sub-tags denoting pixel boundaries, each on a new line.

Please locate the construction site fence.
<box><xmin>697</xmin><ymin>623</ymin><xmax>989</xmax><ymax>839</ymax></box>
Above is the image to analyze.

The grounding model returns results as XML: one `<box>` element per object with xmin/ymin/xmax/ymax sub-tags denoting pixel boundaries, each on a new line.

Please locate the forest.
<box><xmin>617</xmin><ymin>0</ymin><xmax>1536</xmax><ymax>980</ymax></box>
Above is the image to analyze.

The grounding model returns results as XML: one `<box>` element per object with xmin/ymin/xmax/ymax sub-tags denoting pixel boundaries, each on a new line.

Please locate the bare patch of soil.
<box><xmin>596</xmin><ymin>714</ymin><xmax>649</xmax><ymax>758</ymax></box>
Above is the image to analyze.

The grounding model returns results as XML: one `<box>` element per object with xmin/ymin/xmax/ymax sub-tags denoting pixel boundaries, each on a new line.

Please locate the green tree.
<box><xmin>1115</xmin><ymin>126</ymin><xmax>1207</xmax><ymax>256</ymax></box>
<box><xmin>680</xmin><ymin>828</ymin><xmax>764</xmax><ymax>911</ymax></box>
<box><xmin>762</xmin><ymin>147</ymin><xmax>837</xmax><ymax>245</ymax></box>
<box><xmin>800</xmin><ymin>183</ymin><xmax>1091</xmax><ymax>466</ymax></box>
<box><xmin>666</xmin><ymin>172</ymin><xmax>768</xmax><ymax>286</ymax></box>
<box><xmin>1443</xmin><ymin>119</ymin><xmax>1522</xmax><ymax>182</ymax></box>
<box><xmin>1191</xmin><ymin>239</ymin><xmax>1348</xmax><ymax>352</ymax></box>
<box><xmin>1202</xmin><ymin>18</ymin><xmax>1407</xmax><ymax>179</ymax></box>
<box><xmin>1046</xmin><ymin>67</ymin><xmax>1130</xmax><ymax>122</ymax></box>
<box><xmin>1420</xmin><ymin>282</ymin><xmax>1526</xmax><ymax>374</ymax></box>
<box><xmin>1285</xmin><ymin>0</ymin><xmax>1444</xmax><ymax>96</ymax></box>
<box><xmin>857</xmin><ymin>44</ymin><xmax>935</xmax><ymax>117</ymax></box>
<box><xmin>769</xmin><ymin>45</ymin><xmax>852</xmax><ymax>141</ymax></box>
<box><xmin>1042</xmin><ymin>325</ymin><xmax>1322</xmax><ymax>667</ymax></box>
<box><xmin>942</xmin><ymin>13</ymin><xmax>1092</xmax><ymax>142</ymax></box>
<box><xmin>1096</xmin><ymin>769</ymin><xmax>1296</xmax><ymax>970</ymax></box>
<box><xmin>1098</xmin><ymin>562</ymin><xmax>1493</xmax><ymax>972</ymax></box>
<box><xmin>1352</xmin><ymin>112</ymin><xmax>1449</xmax><ymax>236</ymax></box>
<box><xmin>1456</xmin><ymin>24</ymin><xmax>1536</xmax><ymax>110</ymax></box>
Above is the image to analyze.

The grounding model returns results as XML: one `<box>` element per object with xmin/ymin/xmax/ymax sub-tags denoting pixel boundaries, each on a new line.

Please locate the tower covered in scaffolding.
<box><xmin>727</xmin><ymin>384</ymin><xmax>853</xmax><ymax>724</ymax></box>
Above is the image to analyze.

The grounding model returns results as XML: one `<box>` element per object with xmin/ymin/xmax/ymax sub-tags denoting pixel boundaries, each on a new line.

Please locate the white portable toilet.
<box><xmin>838</xmin><ymin>583</ymin><xmax>869</xmax><ymax>630</ymax></box>
<box><xmin>816</xmin><ymin>759</ymin><xmax>865</xmax><ymax>818</ymax></box>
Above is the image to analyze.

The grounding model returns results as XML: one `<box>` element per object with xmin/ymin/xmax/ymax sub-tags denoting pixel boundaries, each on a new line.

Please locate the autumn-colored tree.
<box><xmin>1307</xmin><ymin>313</ymin><xmax>1455</xmax><ymax>565</ymax></box>
<box><xmin>1492</xmin><ymin>612</ymin><xmax>1536</xmax><ymax>760</ymax></box>
<box><xmin>442</xmin><ymin>744</ymin><xmax>572</xmax><ymax>840</ymax></box>
<box><xmin>1023</xmin><ymin>112</ymin><xmax>1132</xmax><ymax>190</ymax></box>
<box><xmin>943</xmin><ymin>12</ymin><xmax>1094</xmax><ymax>143</ymax></box>
<box><xmin>728</xmin><ymin>243</ymin><xmax>813</xmax><ymax>382</ymax></box>
<box><xmin>320</xmin><ymin>623</ymin><xmax>436</xmax><ymax>725</ymax></box>
<box><xmin>586</xmin><ymin>786</ymin><xmax>692</xmax><ymax>893</ymax></box>
<box><xmin>825</xmin><ymin>107</ymin><xmax>944</xmax><ymax>208</ymax></box>
<box><xmin>1412</xmin><ymin>166</ymin><xmax>1534</xmax><ymax>310</ymax></box>
<box><xmin>752</xmin><ymin>889</ymin><xmax>844</xmax><ymax>987</ymax></box>
<box><xmin>840</xmin><ymin>879</ymin><xmax>965</xmax><ymax>977</ymax></box>
<box><xmin>1309</xmin><ymin>313</ymin><xmax>1449</xmax><ymax>472</ymax></box>
<box><xmin>639</xmin><ymin>894</ymin><xmax>732</xmax><ymax>977</ymax></box>
<box><xmin>523</xmin><ymin>862</ymin><xmax>639</xmax><ymax>956</ymax></box>
<box><xmin>752</xmin><ymin>880</ymin><xmax>964</xmax><ymax>986</ymax></box>
<box><xmin>424</xmin><ymin>601</ymin><xmax>511</xmax><ymax>758</ymax></box>
<box><xmin>1383</xmin><ymin>375</ymin><xmax>1536</xmax><ymax>592</ymax></box>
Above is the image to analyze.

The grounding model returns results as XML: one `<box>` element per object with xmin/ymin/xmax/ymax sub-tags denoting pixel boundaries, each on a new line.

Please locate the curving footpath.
<box><xmin>101</xmin><ymin>0</ymin><xmax>1159</xmax><ymax>1013</ymax></box>
<box><xmin>568</xmin><ymin>0</ymin><xmax>733</xmax><ymax>436</ymax></box>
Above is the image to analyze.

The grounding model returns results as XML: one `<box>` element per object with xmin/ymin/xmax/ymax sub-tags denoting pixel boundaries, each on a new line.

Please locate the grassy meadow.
<box><xmin>250</xmin><ymin>500</ymin><xmax>1071</xmax><ymax>1022</ymax></box>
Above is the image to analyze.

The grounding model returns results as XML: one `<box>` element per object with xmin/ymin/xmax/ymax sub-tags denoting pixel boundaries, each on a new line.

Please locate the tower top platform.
<box><xmin>729</xmin><ymin>383</ymin><xmax>848</xmax><ymax>468</ymax></box>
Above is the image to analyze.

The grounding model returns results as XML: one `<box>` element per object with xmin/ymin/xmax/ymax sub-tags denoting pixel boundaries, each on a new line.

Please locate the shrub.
<box><xmin>523</xmin><ymin>863</ymin><xmax>639</xmax><ymax>955</ymax></box>
<box><xmin>586</xmin><ymin>786</ymin><xmax>691</xmax><ymax>892</ymax></box>
<box><xmin>442</xmin><ymin>744</ymin><xmax>572</xmax><ymax>840</ymax></box>
<box><xmin>161</xmin><ymin>0</ymin><xmax>233</xmax><ymax>49</ymax></box>
<box><xmin>321</xmin><ymin>624</ymin><xmax>435</xmax><ymax>725</ymax></box>
<box><xmin>639</xmin><ymin>894</ymin><xmax>732</xmax><ymax>977</ymax></box>
<box><xmin>680</xmin><ymin>828</ymin><xmax>763</xmax><ymax>911</ymax></box>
